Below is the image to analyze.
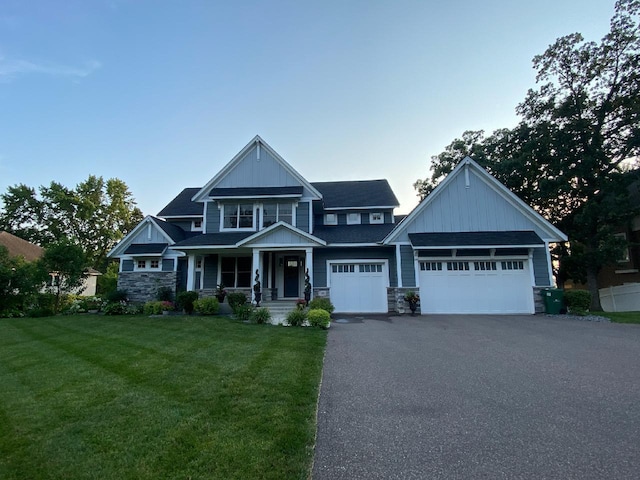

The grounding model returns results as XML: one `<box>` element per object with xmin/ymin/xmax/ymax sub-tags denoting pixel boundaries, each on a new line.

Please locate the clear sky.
<box><xmin>0</xmin><ymin>0</ymin><xmax>615</xmax><ymax>216</ymax></box>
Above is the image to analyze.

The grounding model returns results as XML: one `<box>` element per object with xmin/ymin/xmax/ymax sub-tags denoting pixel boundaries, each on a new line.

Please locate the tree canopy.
<box><xmin>0</xmin><ymin>176</ymin><xmax>143</xmax><ymax>270</ymax></box>
<box><xmin>415</xmin><ymin>0</ymin><xmax>640</xmax><ymax>309</ymax></box>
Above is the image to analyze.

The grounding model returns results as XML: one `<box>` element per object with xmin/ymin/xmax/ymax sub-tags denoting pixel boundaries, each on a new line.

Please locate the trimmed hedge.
<box><xmin>193</xmin><ymin>297</ymin><xmax>220</xmax><ymax>315</ymax></box>
<box><xmin>307</xmin><ymin>308</ymin><xmax>330</xmax><ymax>329</ymax></box>
<box><xmin>308</xmin><ymin>297</ymin><xmax>335</xmax><ymax>314</ymax></box>
<box><xmin>564</xmin><ymin>289</ymin><xmax>591</xmax><ymax>315</ymax></box>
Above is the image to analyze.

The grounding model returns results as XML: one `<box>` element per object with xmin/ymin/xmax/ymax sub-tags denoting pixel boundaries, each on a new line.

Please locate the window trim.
<box><xmin>192</xmin><ymin>219</ymin><xmax>203</xmax><ymax>231</ymax></box>
<box><xmin>324</xmin><ymin>213</ymin><xmax>337</xmax><ymax>225</ymax></box>
<box><xmin>261</xmin><ymin>202</ymin><xmax>295</xmax><ymax>229</ymax></box>
<box><xmin>134</xmin><ymin>259</ymin><xmax>162</xmax><ymax>271</ymax></box>
<box><xmin>614</xmin><ymin>232</ymin><xmax>630</xmax><ymax>263</ymax></box>
<box><xmin>346</xmin><ymin>212</ymin><xmax>361</xmax><ymax>225</ymax></box>
<box><xmin>220</xmin><ymin>203</ymin><xmax>256</xmax><ymax>232</ymax></box>
<box><xmin>369</xmin><ymin>212</ymin><xmax>384</xmax><ymax>224</ymax></box>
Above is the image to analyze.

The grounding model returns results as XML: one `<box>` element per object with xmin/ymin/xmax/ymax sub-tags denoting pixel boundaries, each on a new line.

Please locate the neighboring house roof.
<box><xmin>313</xmin><ymin>224</ymin><xmax>396</xmax><ymax>244</ymax></box>
<box><xmin>0</xmin><ymin>231</ymin><xmax>43</xmax><ymax>261</ymax></box>
<box><xmin>157</xmin><ymin>188</ymin><xmax>202</xmax><ymax>217</ymax></box>
<box><xmin>209</xmin><ymin>186</ymin><xmax>303</xmax><ymax>198</ymax></box>
<box><xmin>123</xmin><ymin>243</ymin><xmax>169</xmax><ymax>255</ymax></box>
<box><xmin>408</xmin><ymin>231</ymin><xmax>544</xmax><ymax>248</ymax></box>
<box><xmin>312</xmin><ymin>180</ymin><xmax>399</xmax><ymax>209</ymax></box>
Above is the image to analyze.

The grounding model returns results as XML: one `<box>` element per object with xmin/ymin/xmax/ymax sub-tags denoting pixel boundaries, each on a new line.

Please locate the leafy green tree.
<box><xmin>416</xmin><ymin>0</ymin><xmax>640</xmax><ymax>310</ymax></box>
<box><xmin>41</xmin><ymin>240</ymin><xmax>89</xmax><ymax>313</ymax></box>
<box><xmin>0</xmin><ymin>176</ymin><xmax>143</xmax><ymax>270</ymax></box>
<box><xmin>0</xmin><ymin>245</ymin><xmax>47</xmax><ymax>314</ymax></box>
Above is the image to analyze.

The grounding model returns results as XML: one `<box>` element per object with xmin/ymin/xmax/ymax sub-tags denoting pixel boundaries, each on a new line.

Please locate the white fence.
<box><xmin>599</xmin><ymin>283</ymin><xmax>640</xmax><ymax>312</ymax></box>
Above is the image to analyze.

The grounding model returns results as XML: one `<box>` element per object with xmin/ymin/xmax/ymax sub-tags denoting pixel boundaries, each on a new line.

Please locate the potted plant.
<box><xmin>404</xmin><ymin>291</ymin><xmax>420</xmax><ymax>316</ymax></box>
<box><xmin>160</xmin><ymin>300</ymin><xmax>174</xmax><ymax>315</ymax></box>
<box><xmin>215</xmin><ymin>283</ymin><xmax>227</xmax><ymax>303</ymax></box>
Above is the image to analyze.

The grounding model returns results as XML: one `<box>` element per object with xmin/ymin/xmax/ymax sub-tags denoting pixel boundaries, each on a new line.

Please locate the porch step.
<box><xmin>259</xmin><ymin>300</ymin><xmax>299</xmax><ymax>325</ymax></box>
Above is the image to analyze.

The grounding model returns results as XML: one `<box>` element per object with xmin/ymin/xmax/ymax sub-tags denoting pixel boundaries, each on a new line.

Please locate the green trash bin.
<box><xmin>541</xmin><ymin>288</ymin><xmax>563</xmax><ymax>314</ymax></box>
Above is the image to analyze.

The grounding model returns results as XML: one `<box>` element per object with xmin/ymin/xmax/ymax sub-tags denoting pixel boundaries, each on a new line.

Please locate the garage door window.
<box><xmin>474</xmin><ymin>261</ymin><xmax>497</xmax><ymax>271</ymax></box>
<box><xmin>447</xmin><ymin>261</ymin><xmax>470</xmax><ymax>271</ymax></box>
<box><xmin>420</xmin><ymin>261</ymin><xmax>443</xmax><ymax>271</ymax></box>
<box><xmin>501</xmin><ymin>261</ymin><xmax>524</xmax><ymax>270</ymax></box>
<box><xmin>360</xmin><ymin>264</ymin><xmax>382</xmax><ymax>273</ymax></box>
<box><xmin>332</xmin><ymin>264</ymin><xmax>356</xmax><ymax>273</ymax></box>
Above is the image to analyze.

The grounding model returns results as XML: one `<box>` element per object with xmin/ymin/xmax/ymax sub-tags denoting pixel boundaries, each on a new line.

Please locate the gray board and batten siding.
<box><xmin>213</xmin><ymin>145</ymin><xmax>318</xmax><ymax>198</ymax></box>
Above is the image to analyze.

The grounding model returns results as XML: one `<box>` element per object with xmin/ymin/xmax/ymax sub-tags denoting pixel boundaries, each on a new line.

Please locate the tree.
<box><xmin>41</xmin><ymin>240</ymin><xmax>88</xmax><ymax>313</ymax></box>
<box><xmin>415</xmin><ymin>0</ymin><xmax>640</xmax><ymax>310</ymax></box>
<box><xmin>0</xmin><ymin>245</ymin><xmax>47</xmax><ymax>314</ymax></box>
<box><xmin>0</xmin><ymin>176</ymin><xmax>143</xmax><ymax>270</ymax></box>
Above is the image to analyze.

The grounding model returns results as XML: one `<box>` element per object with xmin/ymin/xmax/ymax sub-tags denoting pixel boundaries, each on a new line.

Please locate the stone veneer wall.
<box><xmin>532</xmin><ymin>287</ymin><xmax>545</xmax><ymax>314</ymax></box>
<box><xmin>117</xmin><ymin>272</ymin><xmax>177</xmax><ymax>304</ymax></box>
<box><xmin>387</xmin><ymin>287</ymin><xmax>421</xmax><ymax>314</ymax></box>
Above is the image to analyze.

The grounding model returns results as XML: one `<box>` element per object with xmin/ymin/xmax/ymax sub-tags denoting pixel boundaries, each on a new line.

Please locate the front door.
<box><xmin>284</xmin><ymin>256</ymin><xmax>300</xmax><ymax>298</ymax></box>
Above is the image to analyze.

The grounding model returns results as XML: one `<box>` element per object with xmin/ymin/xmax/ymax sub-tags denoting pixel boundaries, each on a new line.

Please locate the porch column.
<box><xmin>186</xmin><ymin>254</ymin><xmax>196</xmax><ymax>291</ymax></box>
<box><xmin>305</xmin><ymin>248</ymin><xmax>313</xmax><ymax>299</ymax></box>
<box><xmin>252</xmin><ymin>248</ymin><xmax>262</xmax><ymax>303</ymax></box>
<box><xmin>396</xmin><ymin>244</ymin><xmax>403</xmax><ymax>288</ymax></box>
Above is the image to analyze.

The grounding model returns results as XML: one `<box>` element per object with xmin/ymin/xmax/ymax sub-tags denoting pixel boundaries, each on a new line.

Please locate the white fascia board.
<box><xmin>171</xmin><ymin>245</ymin><xmax>238</xmax><ymax>250</ymax></box>
<box><xmin>192</xmin><ymin>136</ymin><xmax>323</xmax><ymax>202</ymax></box>
<box><xmin>159</xmin><ymin>215</ymin><xmax>202</xmax><ymax>219</ymax></box>
<box><xmin>235</xmin><ymin>221</ymin><xmax>326</xmax><ymax>247</ymax></box>
<box><xmin>324</xmin><ymin>205</ymin><xmax>398</xmax><ymax>211</ymax></box>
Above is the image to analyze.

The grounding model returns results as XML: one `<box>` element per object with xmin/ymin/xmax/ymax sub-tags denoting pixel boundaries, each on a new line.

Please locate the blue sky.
<box><xmin>0</xmin><ymin>0</ymin><xmax>614</xmax><ymax>215</ymax></box>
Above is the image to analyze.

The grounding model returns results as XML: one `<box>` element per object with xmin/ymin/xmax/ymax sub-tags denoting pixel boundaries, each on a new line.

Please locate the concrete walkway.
<box><xmin>313</xmin><ymin>314</ymin><xmax>640</xmax><ymax>479</ymax></box>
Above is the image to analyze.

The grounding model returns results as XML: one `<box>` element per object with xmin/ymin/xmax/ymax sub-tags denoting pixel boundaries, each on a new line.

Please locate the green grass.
<box><xmin>0</xmin><ymin>315</ymin><xmax>327</xmax><ymax>480</ymax></box>
<box><xmin>598</xmin><ymin>311</ymin><xmax>640</xmax><ymax>324</ymax></box>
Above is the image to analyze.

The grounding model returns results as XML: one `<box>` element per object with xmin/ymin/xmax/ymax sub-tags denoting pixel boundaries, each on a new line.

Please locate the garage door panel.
<box><xmin>419</xmin><ymin>259</ymin><xmax>533</xmax><ymax>314</ymax></box>
<box><xmin>330</xmin><ymin>262</ymin><xmax>387</xmax><ymax>313</ymax></box>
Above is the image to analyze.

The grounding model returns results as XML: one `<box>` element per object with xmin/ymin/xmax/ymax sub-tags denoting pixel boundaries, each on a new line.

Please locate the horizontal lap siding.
<box><xmin>162</xmin><ymin>259</ymin><xmax>174</xmax><ymax>271</ymax></box>
<box><xmin>532</xmin><ymin>247</ymin><xmax>551</xmax><ymax>286</ymax></box>
<box><xmin>313</xmin><ymin>247</ymin><xmax>396</xmax><ymax>288</ymax></box>
<box><xmin>206</xmin><ymin>201</ymin><xmax>220</xmax><ymax>233</ymax></box>
<box><xmin>122</xmin><ymin>260</ymin><xmax>134</xmax><ymax>272</ymax></box>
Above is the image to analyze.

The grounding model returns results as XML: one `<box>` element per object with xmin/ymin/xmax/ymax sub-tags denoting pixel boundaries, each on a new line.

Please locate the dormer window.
<box><xmin>370</xmin><ymin>212</ymin><xmax>383</xmax><ymax>224</ymax></box>
<box><xmin>347</xmin><ymin>213</ymin><xmax>361</xmax><ymax>225</ymax></box>
<box><xmin>222</xmin><ymin>203</ymin><xmax>254</xmax><ymax>230</ymax></box>
<box><xmin>325</xmin><ymin>213</ymin><xmax>337</xmax><ymax>225</ymax></box>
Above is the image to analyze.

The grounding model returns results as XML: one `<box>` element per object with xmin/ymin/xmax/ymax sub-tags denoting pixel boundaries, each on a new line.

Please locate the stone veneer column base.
<box><xmin>387</xmin><ymin>287</ymin><xmax>421</xmax><ymax>314</ymax></box>
<box><xmin>117</xmin><ymin>272</ymin><xmax>177</xmax><ymax>304</ymax></box>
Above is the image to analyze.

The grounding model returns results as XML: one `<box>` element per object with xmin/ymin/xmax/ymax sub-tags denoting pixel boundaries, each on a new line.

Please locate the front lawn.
<box><xmin>599</xmin><ymin>311</ymin><xmax>640</xmax><ymax>324</ymax></box>
<box><xmin>0</xmin><ymin>315</ymin><xmax>327</xmax><ymax>480</ymax></box>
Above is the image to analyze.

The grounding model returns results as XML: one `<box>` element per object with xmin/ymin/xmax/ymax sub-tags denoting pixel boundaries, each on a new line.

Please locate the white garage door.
<box><xmin>418</xmin><ymin>259</ymin><xmax>534</xmax><ymax>314</ymax></box>
<box><xmin>329</xmin><ymin>262</ymin><xmax>388</xmax><ymax>313</ymax></box>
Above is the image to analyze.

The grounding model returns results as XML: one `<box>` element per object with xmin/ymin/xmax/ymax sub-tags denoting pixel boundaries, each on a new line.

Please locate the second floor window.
<box><xmin>223</xmin><ymin>203</ymin><xmax>254</xmax><ymax>229</ymax></box>
<box><xmin>263</xmin><ymin>203</ymin><xmax>293</xmax><ymax>228</ymax></box>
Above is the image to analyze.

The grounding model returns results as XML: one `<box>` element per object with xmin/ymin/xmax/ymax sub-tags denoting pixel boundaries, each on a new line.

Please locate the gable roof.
<box><xmin>157</xmin><ymin>188</ymin><xmax>202</xmax><ymax>217</ymax></box>
<box><xmin>312</xmin><ymin>180</ymin><xmax>399</xmax><ymax>209</ymax></box>
<box><xmin>383</xmin><ymin>157</ymin><xmax>568</xmax><ymax>244</ymax></box>
<box><xmin>123</xmin><ymin>243</ymin><xmax>169</xmax><ymax>255</ymax></box>
<box><xmin>0</xmin><ymin>231</ymin><xmax>43</xmax><ymax>261</ymax></box>
<box><xmin>108</xmin><ymin>216</ymin><xmax>183</xmax><ymax>258</ymax></box>
<box><xmin>236</xmin><ymin>222</ymin><xmax>326</xmax><ymax>247</ymax></box>
<box><xmin>192</xmin><ymin>136</ymin><xmax>323</xmax><ymax>203</ymax></box>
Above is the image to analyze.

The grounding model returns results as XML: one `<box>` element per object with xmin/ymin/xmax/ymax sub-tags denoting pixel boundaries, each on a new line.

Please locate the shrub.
<box><xmin>564</xmin><ymin>289</ymin><xmax>591</xmax><ymax>315</ymax></box>
<box><xmin>234</xmin><ymin>304</ymin><xmax>254</xmax><ymax>322</ymax></box>
<box><xmin>228</xmin><ymin>292</ymin><xmax>248</xmax><ymax>312</ymax></box>
<box><xmin>65</xmin><ymin>299</ymin><xmax>86</xmax><ymax>315</ymax></box>
<box><xmin>308</xmin><ymin>297</ymin><xmax>335</xmax><ymax>314</ymax></box>
<box><xmin>194</xmin><ymin>297</ymin><xmax>220</xmax><ymax>315</ymax></box>
<box><xmin>287</xmin><ymin>308</ymin><xmax>307</xmax><ymax>327</ymax></box>
<box><xmin>251</xmin><ymin>307</ymin><xmax>272</xmax><ymax>324</ymax></box>
<box><xmin>103</xmin><ymin>301</ymin><xmax>128</xmax><ymax>315</ymax></box>
<box><xmin>106</xmin><ymin>290</ymin><xmax>128</xmax><ymax>303</ymax></box>
<box><xmin>177</xmin><ymin>291</ymin><xmax>199</xmax><ymax>314</ymax></box>
<box><xmin>160</xmin><ymin>301</ymin><xmax>174</xmax><ymax>311</ymax></box>
<box><xmin>307</xmin><ymin>308</ymin><xmax>331</xmax><ymax>329</ymax></box>
<box><xmin>143</xmin><ymin>301</ymin><xmax>164</xmax><ymax>315</ymax></box>
<box><xmin>156</xmin><ymin>286</ymin><xmax>174</xmax><ymax>302</ymax></box>
<box><xmin>27</xmin><ymin>307</ymin><xmax>55</xmax><ymax>318</ymax></box>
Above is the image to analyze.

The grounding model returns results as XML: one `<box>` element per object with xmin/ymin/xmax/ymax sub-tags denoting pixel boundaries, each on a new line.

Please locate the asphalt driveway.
<box><xmin>312</xmin><ymin>314</ymin><xmax>640</xmax><ymax>479</ymax></box>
